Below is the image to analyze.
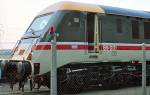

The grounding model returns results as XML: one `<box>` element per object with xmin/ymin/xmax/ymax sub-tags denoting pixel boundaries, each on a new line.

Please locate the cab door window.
<box><xmin>86</xmin><ymin>13</ymin><xmax>100</xmax><ymax>53</ymax></box>
<box><xmin>87</xmin><ymin>13</ymin><xmax>95</xmax><ymax>44</ymax></box>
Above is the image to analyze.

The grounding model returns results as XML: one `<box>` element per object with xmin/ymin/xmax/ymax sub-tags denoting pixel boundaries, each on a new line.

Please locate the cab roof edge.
<box><xmin>38</xmin><ymin>1</ymin><xmax>105</xmax><ymax>15</ymax></box>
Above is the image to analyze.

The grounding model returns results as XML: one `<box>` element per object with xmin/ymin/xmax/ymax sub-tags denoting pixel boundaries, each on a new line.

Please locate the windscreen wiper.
<box><xmin>22</xmin><ymin>28</ymin><xmax>41</xmax><ymax>39</ymax></box>
<box><xmin>21</xmin><ymin>34</ymin><xmax>41</xmax><ymax>39</ymax></box>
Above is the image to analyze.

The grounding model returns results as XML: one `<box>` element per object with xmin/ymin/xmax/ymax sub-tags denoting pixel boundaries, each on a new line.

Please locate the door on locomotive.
<box><xmin>86</xmin><ymin>13</ymin><xmax>100</xmax><ymax>54</ymax></box>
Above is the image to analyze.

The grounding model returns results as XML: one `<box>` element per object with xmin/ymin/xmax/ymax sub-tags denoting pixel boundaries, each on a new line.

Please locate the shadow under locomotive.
<box><xmin>55</xmin><ymin>62</ymin><xmax>150</xmax><ymax>94</ymax></box>
<box><xmin>1</xmin><ymin>60</ymin><xmax>150</xmax><ymax>94</ymax></box>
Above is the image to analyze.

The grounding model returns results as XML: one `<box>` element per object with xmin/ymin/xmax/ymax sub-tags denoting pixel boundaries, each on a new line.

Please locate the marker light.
<box><xmin>50</xmin><ymin>25</ymin><xmax>54</xmax><ymax>34</ymax></box>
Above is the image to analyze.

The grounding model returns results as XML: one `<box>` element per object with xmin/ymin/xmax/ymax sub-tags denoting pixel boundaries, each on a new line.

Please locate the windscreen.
<box><xmin>12</xmin><ymin>14</ymin><xmax>53</xmax><ymax>60</ymax></box>
<box><xmin>27</xmin><ymin>14</ymin><xmax>52</xmax><ymax>33</ymax></box>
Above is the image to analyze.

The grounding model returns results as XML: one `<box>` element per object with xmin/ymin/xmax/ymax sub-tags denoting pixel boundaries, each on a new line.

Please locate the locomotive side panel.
<box><xmin>31</xmin><ymin>11</ymin><xmax>150</xmax><ymax>75</ymax></box>
<box><xmin>32</xmin><ymin>43</ymin><xmax>150</xmax><ymax>74</ymax></box>
<box><xmin>32</xmin><ymin>49</ymin><xmax>86</xmax><ymax>74</ymax></box>
<box><xmin>101</xmin><ymin>15</ymin><xmax>149</xmax><ymax>44</ymax></box>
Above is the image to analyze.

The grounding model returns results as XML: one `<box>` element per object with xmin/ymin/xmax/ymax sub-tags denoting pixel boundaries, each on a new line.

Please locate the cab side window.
<box><xmin>144</xmin><ymin>21</ymin><xmax>150</xmax><ymax>39</ymax></box>
<box><xmin>57</xmin><ymin>11</ymin><xmax>85</xmax><ymax>42</ymax></box>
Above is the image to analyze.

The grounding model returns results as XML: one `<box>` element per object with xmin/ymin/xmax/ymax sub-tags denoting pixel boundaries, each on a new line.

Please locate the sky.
<box><xmin>0</xmin><ymin>0</ymin><xmax>150</xmax><ymax>48</ymax></box>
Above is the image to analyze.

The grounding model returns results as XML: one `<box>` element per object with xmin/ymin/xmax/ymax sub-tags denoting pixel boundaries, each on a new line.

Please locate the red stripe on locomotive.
<box><xmin>32</xmin><ymin>44</ymin><xmax>150</xmax><ymax>51</ymax></box>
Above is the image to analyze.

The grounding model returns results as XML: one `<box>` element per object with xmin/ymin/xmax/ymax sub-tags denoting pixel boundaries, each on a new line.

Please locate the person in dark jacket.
<box><xmin>0</xmin><ymin>65</ymin><xmax>1</xmax><ymax>82</ymax></box>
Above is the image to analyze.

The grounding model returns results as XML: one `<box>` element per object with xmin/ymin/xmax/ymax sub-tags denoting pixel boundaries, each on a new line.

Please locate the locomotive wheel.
<box><xmin>103</xmin><ymin>78</ymin><xmax>119</xmax><ymax>89</ymax></box>
<box><xmin>63</xmin><ymin>76</ymin><xmax>84</xmax><ymax>93</ymax></box>
<box><xmin>118</xmin><ymin>74</ymin><xmax>130</xmax><ymax>87</ymax></box>
<box><xmin>103</xmin><ymin>74</ymin><xmax>124</xmax><ymax>89</ymax></box>
<box><xmin>105</xmin><ymin>73</ymin><xmax>131</xmax><ymax>89</ymax></box>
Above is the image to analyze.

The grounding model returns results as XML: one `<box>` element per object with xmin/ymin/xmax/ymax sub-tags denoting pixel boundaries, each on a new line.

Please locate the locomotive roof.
<box><xmin>38</xmin><ymin>1</ymin><xmax>150</xmax><ymax>19</ymax></box>
<box><xmin>38</xmin><ymin>1</ymin><xmax>105</xmax><ymax>15</ymax></box>
<box><xmin>100</xmin><ymin>5</ymin><xmax>150</xmax><ymax>19</ymax></box>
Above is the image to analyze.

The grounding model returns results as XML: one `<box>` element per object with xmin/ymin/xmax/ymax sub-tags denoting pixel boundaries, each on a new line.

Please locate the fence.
<box><xmin>0</xmin><ymin>41</ymin><xmax>149</xmax><ymax>95</ymax></box>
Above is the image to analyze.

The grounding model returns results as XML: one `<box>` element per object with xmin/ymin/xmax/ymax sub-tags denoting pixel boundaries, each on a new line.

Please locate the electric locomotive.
<box><xmin>10</xmin><ymin>1</ymin><xmax>150</xmax><ymax>92</ymax></box>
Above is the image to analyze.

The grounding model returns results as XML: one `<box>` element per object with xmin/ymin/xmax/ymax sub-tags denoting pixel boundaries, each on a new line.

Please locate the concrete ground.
<box><xmin>0</xmin><ymin>82</ymin><xmax>49</xmax><ymax>95</ymax></box>
<box><xmin>0</xmin><ymin>82</ymin><xmax>150</xmax><ymax>95</ymax></box>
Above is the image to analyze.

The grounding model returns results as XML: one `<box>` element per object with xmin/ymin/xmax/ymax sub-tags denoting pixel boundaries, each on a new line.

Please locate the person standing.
<box><xmin>0</xmin><ymin>63</ymin><xmax>2</xmax><ymax>82</ymax></box>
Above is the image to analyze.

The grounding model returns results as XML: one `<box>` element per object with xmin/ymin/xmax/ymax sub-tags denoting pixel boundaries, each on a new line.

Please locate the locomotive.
<box><xmin>6</xmin><ymin>1</ymin><xmax>150</xmax><ymax>93</ymax></box>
